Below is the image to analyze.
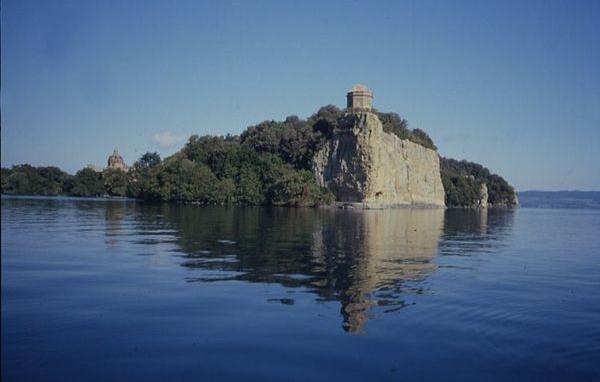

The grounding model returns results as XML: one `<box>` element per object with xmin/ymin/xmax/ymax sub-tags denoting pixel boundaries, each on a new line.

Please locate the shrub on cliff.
<box><xmin>376</xmin><ymin>112</ymin><xmax>437</xmax><ymax>150</ymax></box>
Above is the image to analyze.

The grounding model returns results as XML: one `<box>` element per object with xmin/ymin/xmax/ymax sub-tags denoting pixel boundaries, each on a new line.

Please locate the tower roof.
<box><xmin>350</xmin><ymin>84</ymin><xmax>370</xmax><ymax>92</ymax></box>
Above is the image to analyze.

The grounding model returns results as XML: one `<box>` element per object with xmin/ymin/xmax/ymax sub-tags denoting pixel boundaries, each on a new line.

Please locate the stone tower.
<box><xmin>346</xmin><ymin>84</ymin><xmax>373</xmax><ymax>111</ymax></box>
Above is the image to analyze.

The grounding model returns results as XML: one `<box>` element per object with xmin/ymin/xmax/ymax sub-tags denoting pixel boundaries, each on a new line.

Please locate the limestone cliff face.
<box><xmin>479</xmin><ymin>181</ymin><xmax>519</xmax><ymax>208</ymax></box>
<box><xmin>312</xmin><ymin>112</ymin><xmax>445</xmax><ymax>208</ymax></box>
<box><xmin>478</xmin><ymin>183</ymin><xmax>489</xmax><ymax>208</ymax></box>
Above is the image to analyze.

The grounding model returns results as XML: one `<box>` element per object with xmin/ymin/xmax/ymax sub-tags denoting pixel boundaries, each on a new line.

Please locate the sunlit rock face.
<box><xmin>312</xmin><ymin>112</ymin><xmax>446</xmax><ymax>208</ymax></box>
<box><xmin>479</xmin><ymin>183</ymin><xmax>489</xmax><ymax>208</ymax></box>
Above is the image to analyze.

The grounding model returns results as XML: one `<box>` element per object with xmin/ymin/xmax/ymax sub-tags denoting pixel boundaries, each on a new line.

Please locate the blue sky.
<box><xmin>2</xmin><ymin>0</ymin><xmax>599</xmax><ymax>191</ymax></box>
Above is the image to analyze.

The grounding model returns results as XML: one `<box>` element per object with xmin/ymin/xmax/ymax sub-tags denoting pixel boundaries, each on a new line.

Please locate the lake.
<box><xmin>2</xmin><ymin>196</ymin><xmax>599</xmax><ymax>381</ymax></box>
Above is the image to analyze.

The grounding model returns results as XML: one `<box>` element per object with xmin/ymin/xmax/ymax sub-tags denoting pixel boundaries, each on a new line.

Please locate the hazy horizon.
<box><xmin>2</xmin><ymin>0</ymin><xmax>599</xmax><ymax>191</ymax></box>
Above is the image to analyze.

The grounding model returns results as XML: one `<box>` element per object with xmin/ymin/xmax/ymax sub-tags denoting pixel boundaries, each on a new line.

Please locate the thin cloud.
<box><xmin>151</xmin><ymin>132</ymin><xmax>184</xmax><ymax>149</ymax></box>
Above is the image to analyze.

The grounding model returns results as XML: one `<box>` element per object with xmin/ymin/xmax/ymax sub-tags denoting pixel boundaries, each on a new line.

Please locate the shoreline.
<box><xmin>1</xmin><ymin>194</ymin><xmax>521</xmax><ymax>210</ymax></box>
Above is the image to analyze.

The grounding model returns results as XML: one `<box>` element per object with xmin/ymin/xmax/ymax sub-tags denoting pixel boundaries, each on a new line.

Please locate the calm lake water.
<box><xmin>2</xmin><ymin>196</ymin><xmax>599</xmax><ymax>381</ymax></box>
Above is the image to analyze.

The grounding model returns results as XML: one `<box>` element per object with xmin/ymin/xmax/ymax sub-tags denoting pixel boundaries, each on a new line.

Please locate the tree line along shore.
<box><xmin>1</xmin><ymin>105</ymin><xmax>516</xmax><ymax>208</ymax></box>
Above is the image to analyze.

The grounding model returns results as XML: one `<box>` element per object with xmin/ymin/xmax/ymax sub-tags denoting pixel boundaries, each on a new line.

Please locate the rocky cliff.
<box><xmin>475</xmin><ymin>182</ymin><xmax>518</xmax><ymax>208</ymax></box>
<box><xmin>312</xmin><ymin>112</ymin><xmax>445</xmax><ymax>208</ymax></box>
<box><xmin>478</xmin><ymin>183</ymin><xmax>489</xmax><ymax>208</ymax></box>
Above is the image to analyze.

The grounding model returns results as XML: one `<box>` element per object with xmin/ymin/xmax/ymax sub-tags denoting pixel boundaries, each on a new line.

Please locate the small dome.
<box><xmin>108</xmin><ymin>150</ymin><xmax>123</xmax><ymax>163</ymax></box>
<box><xmin>107</xmin><ymin>149</ymin><xmax>128</xmax><ymax>171</ymax></box>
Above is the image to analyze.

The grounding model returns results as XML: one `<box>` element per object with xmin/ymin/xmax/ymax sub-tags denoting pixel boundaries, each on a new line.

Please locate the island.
<box><xmin>1</xmin><ymin>85</ymin><xmax>518</xmax><ymax>208</ymax></box>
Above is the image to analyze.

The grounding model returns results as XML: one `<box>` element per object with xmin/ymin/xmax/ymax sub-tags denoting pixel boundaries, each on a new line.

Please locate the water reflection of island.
<box><xmin>104</xmin><ymin>202</ymin><xmax>126</xmax><ymax>248</ymax></box>
<box><xmin>440</xmin><ymin>208</ymin><xmax>516</xmax><ymax>258</ymax></box>
<box><xmin>150</xmin><ymin>206</ymin><xmax>449</xmax><ymax>333</ymax></box>
<box><xmin>121</xmin><ymin>203</ymin><xmax>516</xmax><ymax>333</ymax></box>
<box><xmin>312</xmin><ymin>209</ymin><xmax>444</xmax><ymax>332</ymax></box>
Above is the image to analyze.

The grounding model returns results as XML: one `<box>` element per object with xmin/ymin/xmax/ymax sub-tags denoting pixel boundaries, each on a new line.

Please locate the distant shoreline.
<box><xmin>518</xmin><ymin>191</ymin><xmax>600</xmax><ymax>209</ymax></box>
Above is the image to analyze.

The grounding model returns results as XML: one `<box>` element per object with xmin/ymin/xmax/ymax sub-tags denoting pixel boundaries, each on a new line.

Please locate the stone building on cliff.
<box><xmin>107</xmin><ymin>149</ymin><xmax>128</xmax><ymax>172</ymax></box>
<box><xmin>347</xmin><ymin>84</ymin><xmax>373</xmax><ymax>111</ymax></box>
<box><xmin>312</xmin><ymin>85</ymin><xmax>446</xmax><ymax>208</ymax></box>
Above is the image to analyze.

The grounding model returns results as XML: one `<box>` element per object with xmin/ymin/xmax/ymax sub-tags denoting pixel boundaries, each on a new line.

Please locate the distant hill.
<box><xmin>518</xmin><ymin>191</ymin><xmax>600</xmax><ymax>209</ymax></box>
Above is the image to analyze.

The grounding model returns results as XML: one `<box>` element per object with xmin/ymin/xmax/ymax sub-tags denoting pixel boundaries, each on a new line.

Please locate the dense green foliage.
<box><xmin>70</xmin><ymin>168</ymin><xmax>105</xmax><ymax>197</ymax></box>
<box><xmin>376</xmin><ymin>111</ymin><xmax>437</xmax><ymax>150</ymax></box>
<box><xmin>440</xmin><ymin>158</ymin><xmax>517</xmax><ymax>207</ymax></box>
<box><xmin>2</xmin><ymin>105</ymin><xmax>514</xmax><ymax>207</ymax></box>
<box><xmin>1</xmin><ymin>165</ymin><xmax>72</xmax><ymax>196</ymax></box>
<box><xmin>102</xmin><ymin>168</ymin><xmax>128</xmax><ymax>197</ymax></box>
<box><xmin>131</xmin><ymin>136</ymin><xmax>334</xmax><ymax>206</ymax></box>
<box><xmin>1</xmin><ymin>165</ymin><xmax>112</xmax><ymax>197</ymax></box>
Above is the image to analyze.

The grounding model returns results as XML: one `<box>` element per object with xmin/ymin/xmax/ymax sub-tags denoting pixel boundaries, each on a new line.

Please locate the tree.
<box><xmin>103</xmin><ymin>168</ymin><xmax>128</xmax><ymax>196</ymax></box>
<box><xmin>71</xmin><ymin>168</ymin><xmax>104</xmax><ymax>197</ymax></box>
<box><xmin>138</xmin><ymin>152</ymin><xmax>161</xmax><ymax>169</ymax></box>
<box><xmin>0</xmin><ymin>165</ymin><xmax>72</xmax><ymax>196</ymax></box>
<box><xmin>267</xmin><ymin>167</ymin><xmax>333</xmax><ymax>206</ymax></box>
<box><xmin>1</xmin><ymin>167</ymin><xmax>10</xmax><ymax>193</ymax></box>
<box><xmin>128</xmin><ymin>152</ymin><xmax>162</xmax><ymax>199</ymax></box>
